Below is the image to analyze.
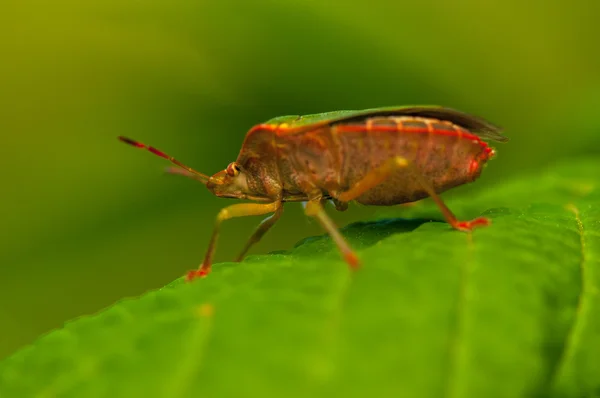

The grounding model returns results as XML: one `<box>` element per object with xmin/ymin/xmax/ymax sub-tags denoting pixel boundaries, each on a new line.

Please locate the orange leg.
<box><xmin>304</xmin><ymin>198</ymin><xmax>360</xmax><ymax>269</ymax></box>
<box><xmin>336</xmin><ymin>156</ymin><xmax>489</xmax><ymax>232</ymax></box>
<box><xmin>235</xmin><ymin>205</ymin><xmax>284</xmax><ymax>262</ymax></box>
<box><xmin>186</xmin><ymin>201</ymin><xmax>282</xmax><ymax>281</ymax></box>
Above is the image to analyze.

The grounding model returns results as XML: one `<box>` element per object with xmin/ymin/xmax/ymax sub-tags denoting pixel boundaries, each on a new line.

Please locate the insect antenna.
<box><xmin>163</xmin><ymin>166</ymin><xmax>209</xmax><ymax>183</ymax></box>
<box><xmin>118</xmin><ymin>136</ymin><xmax>210</xmax><ymax>184</ymax></box>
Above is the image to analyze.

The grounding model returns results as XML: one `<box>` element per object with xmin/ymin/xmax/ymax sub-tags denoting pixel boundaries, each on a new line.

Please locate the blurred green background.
<box><xmin>1</xmin><ymin>0</ymin><xmax>599</xmax><ymax>360</ymax></box>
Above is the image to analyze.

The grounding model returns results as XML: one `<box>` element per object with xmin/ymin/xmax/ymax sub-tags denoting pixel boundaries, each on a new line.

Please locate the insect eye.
<box><xmin>226</xmin><ymin>162</ymin><xmax>241</xmax><ymax>177</ymax></box>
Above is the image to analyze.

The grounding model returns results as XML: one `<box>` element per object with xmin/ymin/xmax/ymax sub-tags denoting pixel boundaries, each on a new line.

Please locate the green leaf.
<box><xmin>1</xmin><ymin>158</ymin><xmax>599</xmax><ymax>398</ymax></box>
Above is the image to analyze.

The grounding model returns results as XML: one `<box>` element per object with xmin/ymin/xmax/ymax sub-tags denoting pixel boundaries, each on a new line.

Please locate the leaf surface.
<box><xmin>1</xmin><ymin>159</ymin><xmax>599</xmax><ymax>398</ymax></box>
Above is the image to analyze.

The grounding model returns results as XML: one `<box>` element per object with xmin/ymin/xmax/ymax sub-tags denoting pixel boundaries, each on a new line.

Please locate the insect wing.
<box><xmin>278</xmin><ymin>106</ymin><xmax>508</xmax><ymax>143</ymax></box>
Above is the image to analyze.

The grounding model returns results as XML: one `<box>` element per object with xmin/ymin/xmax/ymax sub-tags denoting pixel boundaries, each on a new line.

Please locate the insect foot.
<box><xmin>186</xmin><ymin>268</ymin><xmax>210</xmax><ymax>282</ymax></box>
<box><xmin>453</xmin><ymin>216</ymin><xmax>491</xmax><ymax>232</ymax></box>
<box><xmin>345</xmin><ymin>251</ymin><xmax>361</xmax><ymax>269</ymax></box>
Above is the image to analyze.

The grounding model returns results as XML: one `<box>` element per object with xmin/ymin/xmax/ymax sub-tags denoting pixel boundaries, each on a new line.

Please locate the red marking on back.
<box><xmin>248</xmin><ymin>119</ymin><xmax>495</xmax><ymax>157</ymax></box>
<box><xmin>251</xmin><ymin>122</ymin><xmax>321</xmax><ymax>137</ymax></box>
<box><xmin>337</xmin><ymin>124</ymin><xmax>479</xmax><ymax>141</ymax></box>
<box><xmin>335</xmin><ymin>124</ymin><xmax>492</xmax><ymax>154</ymax></box>
<box><xmin>248</xmin><ymin>124</ymin><xmax>281</xmax><ymax>135</ymax></box>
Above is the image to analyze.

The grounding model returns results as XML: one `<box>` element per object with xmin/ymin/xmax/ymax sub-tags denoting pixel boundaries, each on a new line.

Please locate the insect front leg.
<box><xmin>235</xmin><ymin>205</ymin><xmax>284</xmax><ymax>262</ymax></box>
<box><xmin>336</xmin><ymin>156</ymin><xmax>490</xmax><ymax>231</ymax></box>
<box><xmin>304</xmin><ymin>195</ymin><xmax>360</xmax><ymax>269</ymax></box>
<box><xmin>186</xmin><ymin>201</ymin><xmax>282</xmax><ymax>281</ymax></box>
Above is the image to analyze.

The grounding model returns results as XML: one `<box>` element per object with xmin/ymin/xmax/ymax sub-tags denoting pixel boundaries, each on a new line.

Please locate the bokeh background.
<box><xmin>1</xmin><ymin>0</ymin><xmax>599</xmax><ymax>360</ymax></box>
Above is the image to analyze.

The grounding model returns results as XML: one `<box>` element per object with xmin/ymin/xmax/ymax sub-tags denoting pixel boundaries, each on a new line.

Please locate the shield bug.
<box><xmin>119</xmin><ymin>106</ymin><xmax>508</xmax><ymax>281</ymax></box>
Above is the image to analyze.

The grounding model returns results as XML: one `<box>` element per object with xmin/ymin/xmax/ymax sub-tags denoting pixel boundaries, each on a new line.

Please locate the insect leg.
<box><xmin>336</xmin><ymin>157</ymin><xmax>410</xmax><ymax>203</ymax></box>
<box><xmin>304</xmin><ymin>197</ymin><xmax>360</xmax><ymax>269</ymax></box>
<box><xmin>186</xmin><ymin>201</ymin><xmax>282</xmax><ymax>281</ymax></box>
<box><xmin>235</xmin><ymin>205</ymin><xmax>284</xmax><ymax>262</ymax></box>
<box><xmin>336</xmin><ymin>156</ymin><xmax>490</xmax><ymax>232</ymax></box>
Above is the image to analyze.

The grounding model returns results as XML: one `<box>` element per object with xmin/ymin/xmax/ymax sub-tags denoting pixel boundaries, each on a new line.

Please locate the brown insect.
<box><xmin>119</xmin><ymin>106</ymin><xmax>508</xmax><ymax>281</ymax></box>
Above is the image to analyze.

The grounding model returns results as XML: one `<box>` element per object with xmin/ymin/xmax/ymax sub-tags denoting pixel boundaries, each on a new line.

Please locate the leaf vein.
<box><xmin>170</xmin><ymin>303</ymin><xmax>215</xmax><ymax>398</ymax></box>
<box><xmin>322</xmin><ymin>268</ymin><xmax>353</xmax><ymax>383</ymax></box>
<box><xmin>444</xmin><ymin>233</ymin><xmax>475</xmax><ymax>398</ymax></box>
<box><xmin>549</xmin><ymin>204</ymin><xmax>592</xmax><ymax>392</ymax></box>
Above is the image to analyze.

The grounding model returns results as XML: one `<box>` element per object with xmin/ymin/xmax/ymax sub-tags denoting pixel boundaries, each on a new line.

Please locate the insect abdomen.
<box><xmin>333</xmin><ymin>116</ymin><xmax>495</xmax><ymax>205</ymax></box>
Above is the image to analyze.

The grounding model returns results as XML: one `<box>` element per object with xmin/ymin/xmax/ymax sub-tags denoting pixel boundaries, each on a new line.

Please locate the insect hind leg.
<box><xmin>336</xmin><ymin>156</ymin><xmax>489</xmax><ymax>232</ymax></box>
